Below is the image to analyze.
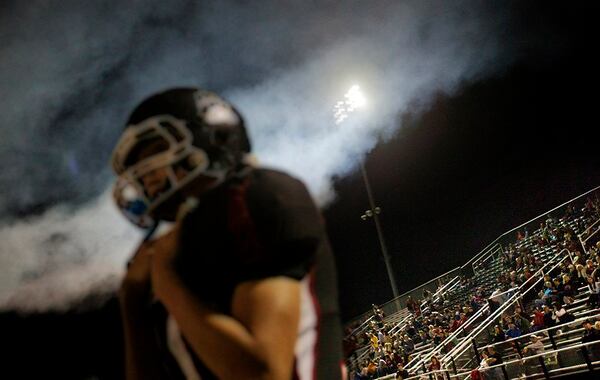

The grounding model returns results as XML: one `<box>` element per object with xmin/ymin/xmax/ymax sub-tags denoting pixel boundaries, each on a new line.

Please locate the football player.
<box><xmin>111</xmin><ymin>88</ymin><xmax>344</xmax><ymax>379</ymax></box>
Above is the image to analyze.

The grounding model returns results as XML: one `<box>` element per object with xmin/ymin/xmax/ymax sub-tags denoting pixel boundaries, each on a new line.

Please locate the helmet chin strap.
<box><xmin>170</xmin><ymin>167</ymin><xmax>248</xmax><ymax>223</ymax></box>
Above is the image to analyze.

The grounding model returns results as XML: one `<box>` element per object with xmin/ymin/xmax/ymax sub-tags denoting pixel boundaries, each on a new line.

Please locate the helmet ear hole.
<box><xmin>214</xmin><ymin>128</ymin><xmax>231</xmax><ymax>145</ymax></box>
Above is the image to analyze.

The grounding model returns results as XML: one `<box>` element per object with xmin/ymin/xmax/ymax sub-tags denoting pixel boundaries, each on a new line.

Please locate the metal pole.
<box><xmin>450</xmin><ymin>356</ymin><xmax>457</xmax><ymax>375</ymax></box>
<box><xmin>472</xmin><ymin>339</ymin><xmax>481</xmax><ymax>363</ymax></box>
<box><xmin>359</xmin><ymin>160</ymin><xmax>400</xmax><ymax>299</ymax></box>
<box><xmin>581</xmin><ymin>346</ymin><xmax>594</xmax><ymax>372</ymax></box>
<box><xmin>548</xmin><ymin>331</ymin><xmax>557</xmax><ymax>350</ymax></box>
<box><xmin>537</xmin><ymin>356</ymin><xmax>550</xmax><ymax>379</ymax></box>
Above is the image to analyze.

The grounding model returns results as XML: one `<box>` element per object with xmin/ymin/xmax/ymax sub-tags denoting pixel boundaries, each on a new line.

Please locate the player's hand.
<box><xmin>119</xmin><ymin>242</ymin><xmax>154</xmax><ymax>305</ymax></box>
<box><xmin>149</xmin><ymin>223</ymin><xmax>181</xmax><ymax>269</ymax></box>
<box><xmin>144</xmin><ymin>223</ymin><xmax>182</xmax><ymax>302</ymax></box>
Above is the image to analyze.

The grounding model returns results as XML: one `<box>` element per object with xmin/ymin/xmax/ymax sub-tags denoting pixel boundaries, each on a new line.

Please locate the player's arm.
<box><xmin>153</xmin><ymin>264</ymin><xmax>300</xmax><ymax>380</ymax></box>
<box><xmin>119</xmin><ymin>244</ymin><xmax>165</xmax><ymax>380</ymax></box>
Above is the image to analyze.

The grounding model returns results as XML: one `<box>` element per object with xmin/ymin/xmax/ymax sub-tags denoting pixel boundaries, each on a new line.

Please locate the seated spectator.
<box><xmin>492</xmin><ymin>325</ymin><xmax>506</xmax><ymax>343</ymax></box>
<box><xmin>587</xmin><ymin>276</ymin><xmax>600</xmax><ymax>308</ymax></box>
<box><xmin>431</xmin><ymin>327</ymin><xmax>444</xmax><ymax>346</ymax></box>
<box><xmin>369</xmin><ymin>333</ymin><xmax>379</xmax><ymax>350</ymax></box>
<box><xmin>395</xmin><ymin>362</ymin><xmax>410</xmax><ymax>380</ymax></box>
<box><xmin>478</xmin><ymin>350</ymin><xmax>491</xmax><ymax>371</ymax></box>
<box><xmin>480</xmin><ymin>349</ymin><xmax>503</xmax><ymax>380</ymax></box>
<box><xmin>562</xmin><ymin>276</ymin><xmax>576</xmax><ymax>304</ymax></box>
<box><xmin>488</xmin><ymin>297</ymin><xmax>501</xmax><ymax>313</ymax></box>
<box><xmin>405</xmin><ymin>295</ymin><xmax>417</xmax><ymax>311</ymax></box>
<box><xmin>366</xmin><ymin>360</ymin><xmax>377</xmax><ymax>378</ymax></box>
<box><xmin>487</xmin><ymin>345</ymin><xmax>503</xmax><ymax>367</ymax></box>
<box><xmin>581</xmin><ymin>320</ymin><xmax>600</xmax><ymax>343</ymax></box>
<box><xmin>575</xmin><ymin>263</ymin><xmax>587</xmax><ymax>280</ymax></box>
<box><xmin>586</xmin><ymin>259</ymin><xmax>597</xmax><ymax>276</ymax></box>
<box><xmin>553</xmin><ymin>277</ymin><xmax>565</xmax><ymax>299</ymax></box>
<box><xmin>450</xmin><ymin>313</ymin><xmax>462</xmax><ymax>332</ymax></box>
<box><xmin>541</xmin><ymin>281</ymin><xmax>557</xmax><ymax>305</ymax></box>
<box><xmin>423</xmin><ymin>289</ymin><xmax>433</xmax><ymax>304</ymax></box>
<box><xmin>401</xmin><ymin>335</ymin><xmax>414</xmax><ymax>353</ymax></box>
<box><xmin>543</xmin><ymin>305</ymin><xmax>555</xmax><ymax>329</ymax></box>
<box><xmin>506</xmin><ymin>323</ymin><xmax>522</xmax><ymax>339</ymax></box>
<box><xmin>531</xmin><ymin>307</ymin><xmax>545</xmax><ymax>332</ymax></box>
<box><xmin>355</xmin><ymin>365</ymin><xmax>369</xmax><ymax>380</ymax></box>
<box><xmin>553</xmin><ymin>302</ymin><xmax>574</xmax><ymax>326</ymax></box>
<box><xmin>513</xmin><ymin>307</ymin><xmax>531</xmax><ymax>333</ymax></box>
<box><xmin>428</xmin><ymin>355</ymin><xmax>444</xmax><ymax>380</ymax></box>
<box><xmin>466</xmin><ymin>306</ymin><xmax>476</xmax><ymax>318</ymax></box>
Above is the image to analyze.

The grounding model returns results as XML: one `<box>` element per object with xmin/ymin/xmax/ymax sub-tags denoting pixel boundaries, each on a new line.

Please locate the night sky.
<box><xmin>1</xmin><ymin>1</ymin><xmax>599</xmax><ymax>379</ymax></box>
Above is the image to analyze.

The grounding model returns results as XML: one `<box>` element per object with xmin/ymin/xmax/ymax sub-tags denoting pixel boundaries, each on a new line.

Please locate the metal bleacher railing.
<box><xmin>438</xmin><ymin>251</ymin><xmax>576</xmax><ymax>372</ymax></box>
<box><xmin>580</xmin><ymin>216</ymin><xmax>600</xmax><ymax>256</ymax></box>
<box><xmin>346</xmin><ymin>266</ymin><xmax>462</xmax><ymax>343</ymax></box>
<box><xmin>377</xmin><ymin>340</ymin><xmax>600</xmax><ymax>380</ymax></box>
<box><xmin>345</xmin><ymin>185</ymin><xmax>600</xmax><ymax>377</ymax></box>
<box><xmin>347</xmin><ymin>184</ymin><xmax>599</xmax><ymax>322</ymax></box>
<box><xmin>404</xmin><ymin>249</ymin><xmax>566</xmax><ymax>374</ymax></box>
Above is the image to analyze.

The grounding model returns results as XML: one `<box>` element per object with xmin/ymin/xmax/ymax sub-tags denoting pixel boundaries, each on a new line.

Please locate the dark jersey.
<box><xmin>151</xmin><ymin>168</ymin><xmax>343</xmax><ymax>379</ymax></box>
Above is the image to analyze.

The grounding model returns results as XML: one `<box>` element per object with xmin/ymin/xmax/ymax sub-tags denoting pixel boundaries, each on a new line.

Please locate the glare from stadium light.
<box><xmin>333</xmin><ymin>84</ymin><xmax>367</xmax><ymax>125</ymax></box>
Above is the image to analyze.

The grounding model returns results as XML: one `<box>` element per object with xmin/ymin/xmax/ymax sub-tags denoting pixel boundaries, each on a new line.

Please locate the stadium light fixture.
<box><xmin>333</xmin><ymin>84</ymin><xmax>367</xmax><ymax>125</ymax></box>
<box><xmin>334</xmin><ymin>84</ymin><xmax>400</xmax><ymax>300</ymax></box>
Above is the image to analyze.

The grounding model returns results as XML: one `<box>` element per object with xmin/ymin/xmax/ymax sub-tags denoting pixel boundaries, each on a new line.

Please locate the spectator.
<box><xmin>520</xmin><ymin>335</ymin><xmax>545</xmax><ymax>379</ymax></box>
<box><xmin>492</xmin><ymin>325</ymin><xmax>506</xmax><ymax>343</ymax></box>
<box><xmin>428</xmin><ymin>355</ymin><xmax>444</xmax><ymax>380</ymax></box>
<box><xmin>576</xmin><ymin>264</ymin><xmax>587</xmax><ymax>280</ymax></box>
<box><xmin>586</xmin><ymin>259</ymin><xmax>596</xmax><ymax>276</ymax></box>
<box><xmin>543</xmin><ymin>305</ymin><xmax>555</xmax><ymax>329</ymax></box>
<box><xmin>395</xmin><ymin>362</ymin><xmax>410</xmax><ymax>380</ymax></box>
<box><xmin>406</xmin><ymin>296</ymin><xmax>420</xmax><ymax>315</ymax></box>
<box><xmin>506</xmin><ymin>323</ymin><xmax>522</xmax><ymax>339</ymax></box>
<box><xmin>513</xmin><ymin>307</ymin><xmax>531</xmax><ymax>333</ymax></box>
<box><xmin>562</xmin><ymin>274</ymin><xmax>576</xmax><ymax>304</ymax></box>
<box><xmin>478</xmin><ymin>350</ymin><xmax>491</xmax><ymax>371</ymax></box>
<box><xmin>370</xmin><ymin>333</ymin><xmax>379</xmax><ymax>350</ymax></box>
<box><xmin>355</xmin><ymin>365</ymin><xmax>369</xmax><ymax>380</ymax></box>
<box><xmin>523</xmin><ymin>335</ymin><xmax>544</xmax><ymax>355</ymax></box>
<box><xmin>480</xmin><ymin>349</ymin><xmax>503</xmax><ymax>380</ymax></box>
<box><xmin>581</xmin><ymin>321</ymin><xmax>600</xmax><ymax>343</ymax></box>
<box><xmin>487</xmin><ymin>345</ymin><xmax>503</xmax><ymax>367</ymax></box>
<box><xmin>587</xmin><ymin>276</ymin><xmax>600</xmax><ymax>308</ymax></box>
<box><xmin>401</xmin><ymin>335</ymin><xmax>415</xmax><ymax>354</ymax></box>
<box><xmin>366</xmin><ymin>360</ymin><xmax>377</xmax><ymax>378</ymax></box>
<box><xmin>553</xmin><ymin>302</ymin><xmax>574</xmax><ymax>326</ymax></box>
<box><xmin>423</xmin><ymin>289</ymin><xmax>433</xmax><ymax>304</ymax></box>
<box><xmin>376</xmin><ymin>357</ymin><xmax>388</xmax><ymax>377</ymax></box>
<box><xmin>488</xmin><ymin>297</ymin><xmax>501</xmax><ymax>313</ymax></box>
<box><xmin>531</xmin><ymin>307</ymin><xmax>545</xmax><ymax>332</ymax></box>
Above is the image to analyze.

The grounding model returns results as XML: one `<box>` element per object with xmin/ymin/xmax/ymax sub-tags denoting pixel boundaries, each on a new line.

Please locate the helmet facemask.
<box><xmin>111</xmin><ymin>115</ymin><xmax>225</xmax><ymax>228</ymax></box>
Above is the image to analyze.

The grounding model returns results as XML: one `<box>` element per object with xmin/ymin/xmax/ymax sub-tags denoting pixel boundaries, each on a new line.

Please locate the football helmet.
<box><xmin>111</xmin><ymin>88</ymin><xmax>251</xmax><ymax>228</ymax></box>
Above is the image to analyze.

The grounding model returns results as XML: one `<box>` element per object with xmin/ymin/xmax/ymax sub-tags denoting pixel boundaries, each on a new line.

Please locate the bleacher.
<box><xmin>345</xmin><ymin>186</ymin><xmax>600</xmax><ymax>379</ymax></box>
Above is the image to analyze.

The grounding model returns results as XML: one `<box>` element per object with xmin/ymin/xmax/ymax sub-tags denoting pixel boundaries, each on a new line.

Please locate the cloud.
<box><xmin>0</xmin><ymin>190</ymin><xmax>140</xmax><ymax>311</ymax></box>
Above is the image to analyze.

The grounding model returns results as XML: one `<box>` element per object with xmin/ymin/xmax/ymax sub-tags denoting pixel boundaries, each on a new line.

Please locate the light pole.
<box><xmin>334</xmin><ymin>85</ymin><xmax>400</xmax><ymax>299</ymax></box>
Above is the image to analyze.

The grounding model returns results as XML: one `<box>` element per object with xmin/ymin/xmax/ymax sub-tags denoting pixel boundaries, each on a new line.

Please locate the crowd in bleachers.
<box><xmin>346</xmin><ymin>195</ymin><xmax>600</xmax><ymax>380</ymax></box>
